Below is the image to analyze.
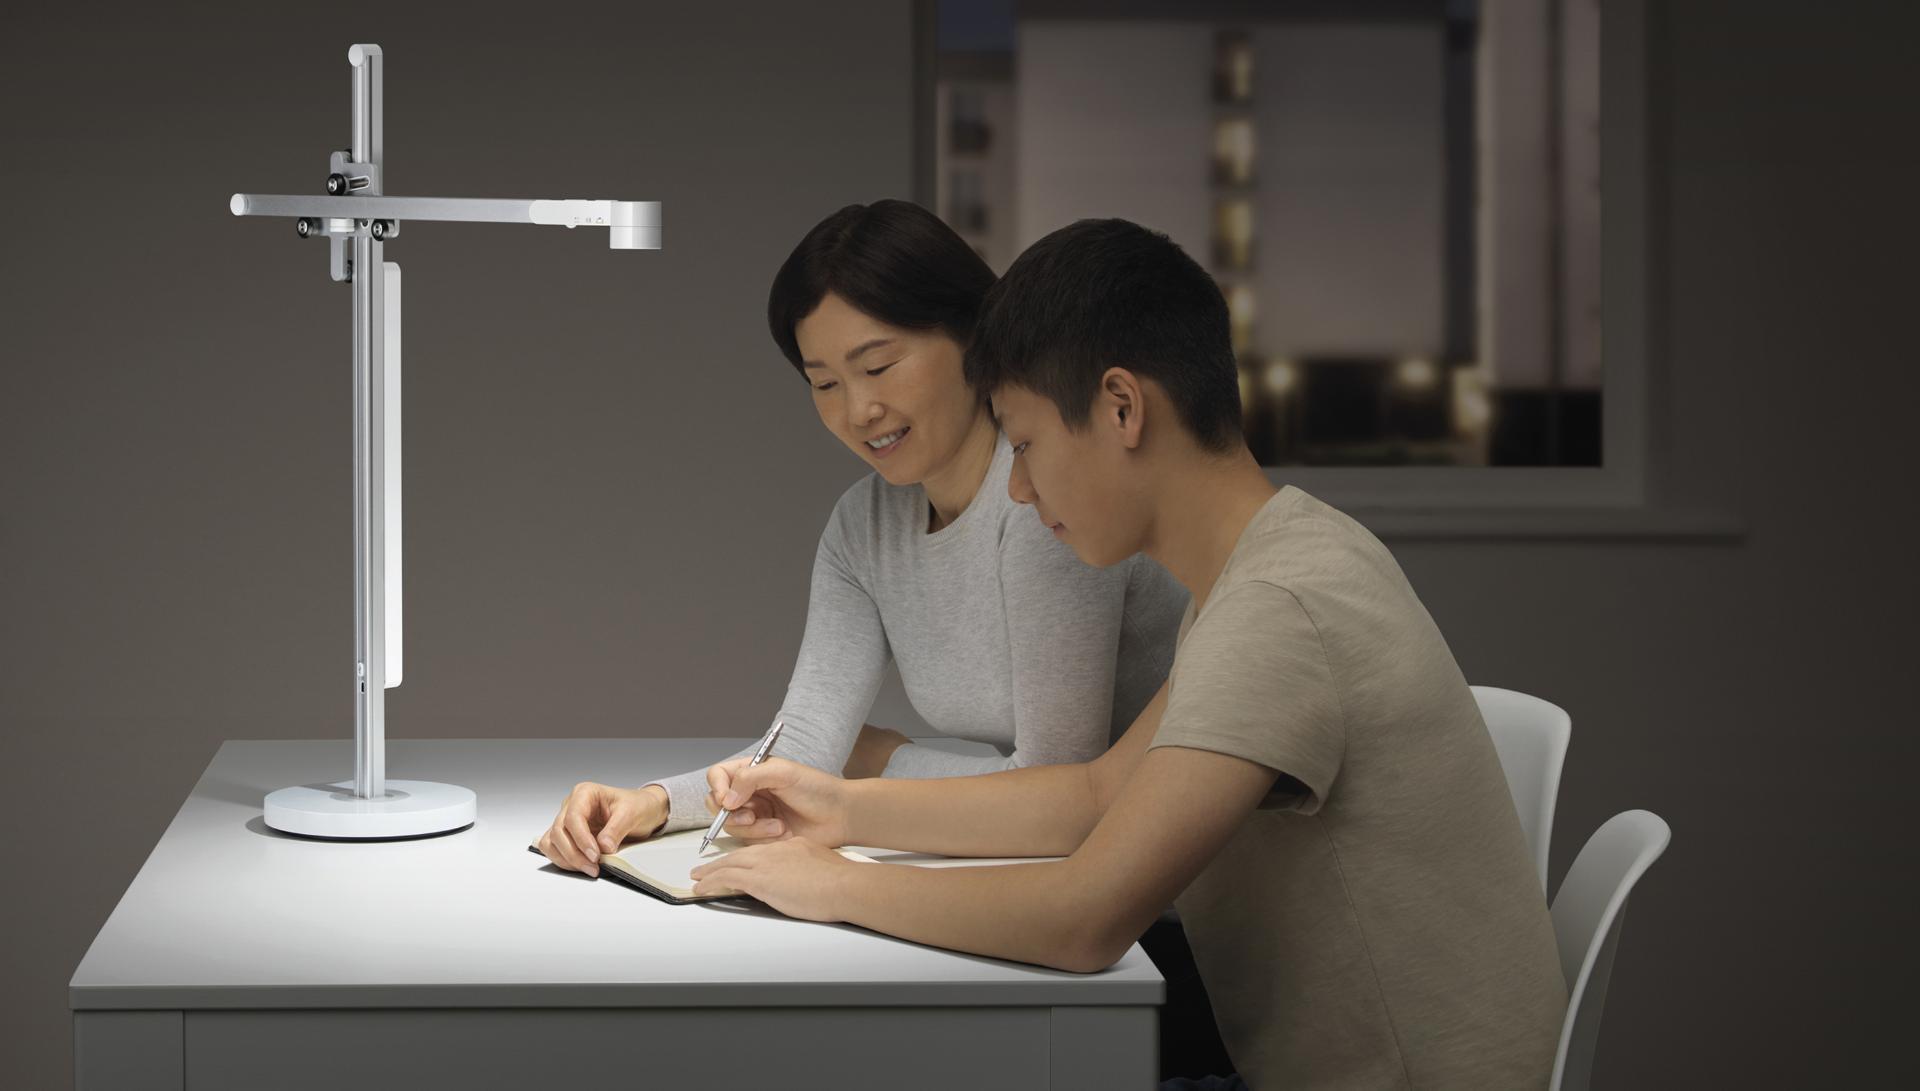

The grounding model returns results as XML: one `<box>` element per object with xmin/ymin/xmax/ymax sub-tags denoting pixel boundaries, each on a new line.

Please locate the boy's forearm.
<box><xmin>831</xmin><ymin>745</ymin><xmax>1282</xmax><ymax>977</ymax></box>
<box><xmin>834</xmin><ymin>855</ymin><xmax>1111</xmax><ymax>973</ymax></box>
<box><xmin>844</xmin><ymin>762</ymin><xmax>1099</xmax><ymax>857</ymax></box>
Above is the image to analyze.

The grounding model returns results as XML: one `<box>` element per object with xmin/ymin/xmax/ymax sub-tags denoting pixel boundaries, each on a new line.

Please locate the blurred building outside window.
<box><xmin>930</xmin><ymin>0</ymin><xmax>1605</xmax><ymax>472</ymax></box>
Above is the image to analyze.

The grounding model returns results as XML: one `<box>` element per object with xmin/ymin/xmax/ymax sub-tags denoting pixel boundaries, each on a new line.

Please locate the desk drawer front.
<box><xmin>184</xmin><ymin>1007</ymin><xmax>1051</xmax><ymax>1090</ymax></box>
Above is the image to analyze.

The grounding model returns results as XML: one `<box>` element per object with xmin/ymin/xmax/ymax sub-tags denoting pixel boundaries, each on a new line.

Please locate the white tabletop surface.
<box><xmin>70</xmin><ymin>739</ymin><xmax>1162</xmax><ymax>1010</ymax></box>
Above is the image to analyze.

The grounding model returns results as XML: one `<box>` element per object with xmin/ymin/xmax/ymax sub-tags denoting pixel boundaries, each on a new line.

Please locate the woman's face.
<box><xmin>793</xmin><ymin>292</ymin><xmax>979</xmax><ymax>486</ymax></box>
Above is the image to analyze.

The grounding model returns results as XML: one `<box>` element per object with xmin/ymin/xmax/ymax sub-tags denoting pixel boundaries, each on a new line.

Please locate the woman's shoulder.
<box><xmin>822</xmin><ymin>468</ymin><xmax>921</xmax><ymax>548</ymax></box>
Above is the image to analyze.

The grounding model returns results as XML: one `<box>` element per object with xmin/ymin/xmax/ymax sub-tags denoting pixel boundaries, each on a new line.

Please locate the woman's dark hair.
<box><xmin>767</xmin><ymin>200</ymin><xmax>996</xmax><ymax>378</ymax></box>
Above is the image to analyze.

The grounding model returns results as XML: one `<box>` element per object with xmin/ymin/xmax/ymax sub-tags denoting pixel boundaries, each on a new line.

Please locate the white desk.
<box><xmin>70</xmin><ymin>739</ymin><xmax>1162</xmax><ymax>1090</ymax></box>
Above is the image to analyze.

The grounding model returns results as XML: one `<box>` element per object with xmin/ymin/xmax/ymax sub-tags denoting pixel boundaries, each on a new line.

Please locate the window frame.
<box><xmin>912</xmin><ymin>0</ymin><xmax>1715</xmax><ymax>533</ymax></box>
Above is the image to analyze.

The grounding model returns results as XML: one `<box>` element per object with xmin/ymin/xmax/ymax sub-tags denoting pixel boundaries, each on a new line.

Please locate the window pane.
<box><xmin>930</xmin><ymin>0</ymin><xmax>1603</xmax><ymax>468</ymax></box>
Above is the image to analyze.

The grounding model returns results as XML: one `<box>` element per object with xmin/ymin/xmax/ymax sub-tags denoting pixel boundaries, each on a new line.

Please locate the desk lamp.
<box><xmin>231</xmin><ymin>44</ymin><xmax>660</xmax><ymax>838</ymax></box>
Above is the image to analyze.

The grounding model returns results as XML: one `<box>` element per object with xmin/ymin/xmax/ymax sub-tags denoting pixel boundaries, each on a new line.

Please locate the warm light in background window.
<box><xmin>1396</xmin><ymin>356</ymin><xmax>1438</xmax><ymax>390</ymax></box>
<box><xmin>1262</xmin><ymin>358</ymin><xmax>1297</xmax><ymax>396</ymax></box>
<box><xmin>1213</xmin><ymin>118</ymin><xmax>1256</xmax><ymax>186</ymax></box>
<box><xmin>1213</xmin><ymin>199</ymin><xmax>1254</xmax><ymax>270</ymax></box>
<box><xmin>1452</xmin><ymin>364</ymin><xmax>1492</xmax><ymax>435</ymax></box>
<box><xmin>1227</xmin><ymin>282</ymin><xmax>1256</xmax><ymax>352</ymax></box>
<box><xmin>1213</xmin><ymin>30</ymin><xmax>1254</xmax><ymax>104</ymax></box>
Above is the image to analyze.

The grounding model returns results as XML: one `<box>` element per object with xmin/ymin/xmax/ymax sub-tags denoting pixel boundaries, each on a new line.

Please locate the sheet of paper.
<box><xmin>602</xmin><ymin>828</ymin><xmax>755</xmax><ymax>899</ymax></box>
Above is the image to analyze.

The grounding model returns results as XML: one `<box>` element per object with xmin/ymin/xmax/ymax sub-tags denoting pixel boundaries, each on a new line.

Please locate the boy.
<box><xmin>689</xmin><ymin>219</ymin><xmax>1566</xmax><ymax>1089</ymax></box>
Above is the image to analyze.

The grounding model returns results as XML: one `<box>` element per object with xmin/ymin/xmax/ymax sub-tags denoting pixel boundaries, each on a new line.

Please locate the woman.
<box><xmin>537</xmin><ymin>200</ymin><xmax>1186</xmax><ymax>873</ymax></box>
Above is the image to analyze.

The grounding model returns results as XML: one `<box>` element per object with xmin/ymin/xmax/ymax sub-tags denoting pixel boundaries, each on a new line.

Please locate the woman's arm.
<box><xmin>646</xmin><ymin>493</ymin><xmax>892</xmax><ymax>831</ymax></box>
<box><xmin>879</xmin><ymin>512</ymin><xmax>1134</xmax><ymax>778</ymax></box>
<box><xmin>828</xmin><ymin>678</ymin><xmax>1165</xmax><ymax>856</ymax></box>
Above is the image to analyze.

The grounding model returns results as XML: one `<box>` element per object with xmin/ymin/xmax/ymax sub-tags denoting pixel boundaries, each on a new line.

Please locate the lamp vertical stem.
<box><xmin>351</xmin><ymin>45</ymin><xmax>387</xmax><ymax>799</ymax></box>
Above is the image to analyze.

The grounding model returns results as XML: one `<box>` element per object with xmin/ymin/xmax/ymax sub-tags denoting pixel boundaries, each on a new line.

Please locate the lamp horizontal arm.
<box><xmin>230</xmin><ymin>194</ymin><xmax>661</xmax><ymax>249</ymax></box>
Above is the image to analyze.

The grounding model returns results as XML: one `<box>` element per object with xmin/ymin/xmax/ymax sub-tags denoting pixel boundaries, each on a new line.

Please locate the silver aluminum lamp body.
<box><xmin>234</xmin><ymin>45</ymin><xmax>660</xmax><ymax>838</ymax></box>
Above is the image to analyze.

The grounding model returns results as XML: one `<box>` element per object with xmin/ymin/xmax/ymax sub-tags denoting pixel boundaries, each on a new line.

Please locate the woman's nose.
<box><xmin>847</xmin><ymin>396</ymin><xmax>884</xmax><ymax>432</ymax></box>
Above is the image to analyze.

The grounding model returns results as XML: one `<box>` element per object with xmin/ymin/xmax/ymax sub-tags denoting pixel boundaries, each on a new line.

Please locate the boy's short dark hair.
<box><xmin>767</xmin><ymin>200</ymin><xmax>996</xmax><ymax>378</ymax></box>
<box><xmin>964</xmin><ymin>218</ymin><xmax>1242</xmax><ymax>451</ymax></box>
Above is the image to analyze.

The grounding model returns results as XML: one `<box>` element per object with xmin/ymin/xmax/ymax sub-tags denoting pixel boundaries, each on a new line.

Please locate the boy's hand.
<box><xmin>689</xmin><ymin>837</ymin><xmax>856</xmax><ymax>921</ymax></box>
<box><xmin>705</xmin><ymin>756</ymin><xmax>852</xmax><ymax>847</ymax></box>
<box><xmin>536</xmin><ymin>783</ymin><xmax>669</xmax><ymax>878</ymax></box>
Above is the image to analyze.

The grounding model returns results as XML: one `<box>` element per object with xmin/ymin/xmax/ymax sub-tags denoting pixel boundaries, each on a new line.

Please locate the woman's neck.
<box><xmin>922</xmin><ymin>409</ymin><xmax>1000</xmax><ymax>533</ymax></box>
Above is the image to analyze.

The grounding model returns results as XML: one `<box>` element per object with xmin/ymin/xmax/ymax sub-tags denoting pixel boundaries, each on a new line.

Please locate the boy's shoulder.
<box><xmin>1216</xmin><ymin>487</ymin><xmax>1389</xmax><ymax>596</ymax></box>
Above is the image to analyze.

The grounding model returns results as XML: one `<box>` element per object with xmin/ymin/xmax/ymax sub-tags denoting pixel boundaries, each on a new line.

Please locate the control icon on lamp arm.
<box><xmin>231</xmin><ymin>44</ymin><xmax>662</xmax><ymax>839</ymax></box>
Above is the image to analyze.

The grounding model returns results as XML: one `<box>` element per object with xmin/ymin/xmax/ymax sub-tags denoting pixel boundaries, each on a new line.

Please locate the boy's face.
<box><xmin>992</xmin><ymin>383</ymin><xmax>1147</xmax><ymax>569</ymax></box>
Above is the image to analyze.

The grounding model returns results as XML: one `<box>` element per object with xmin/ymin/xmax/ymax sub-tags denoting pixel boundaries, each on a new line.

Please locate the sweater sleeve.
<box><xmin>646</xmin><ymin>486</ymin><xmax>893</xmax><ymax>830</ymax></box>
<box><xmin>879</xmin><ymin>507</ymin><xmax>1130</xmax><ymax>778</ymax></box>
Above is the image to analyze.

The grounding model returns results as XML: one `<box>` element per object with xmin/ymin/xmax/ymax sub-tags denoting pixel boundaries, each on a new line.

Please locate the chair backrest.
<box><xmin>1471</xmin><ymin>685</ymin><xmax>1572</xmax><ymax>891</ymax></box>
<box><xmin>1548</xmin><ymin>809</ymin><xmax>1671</xmax><ymax>1091</ymax></box>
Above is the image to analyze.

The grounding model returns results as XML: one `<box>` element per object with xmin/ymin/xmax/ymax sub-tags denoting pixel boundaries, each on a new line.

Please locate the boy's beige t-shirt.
<box><xmin>1150</xmin><ymin>487</ymin><xmax>1566</xmax><ymax>1090</ymax></box>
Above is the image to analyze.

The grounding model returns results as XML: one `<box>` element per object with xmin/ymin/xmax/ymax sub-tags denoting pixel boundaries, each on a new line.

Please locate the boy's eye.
<box><xmin>1011</xmin><ymin>441</ymin><xmax>1029</xmax><ymax>456</ymax></box>
<box><xmin>813</xmin><ymin>381</ymin><xmax>838</xmax><ymax>393</ymax></box>
<box><xmin>865</xmin><ymin>363</ymin><xmax>897</xmax><ymax>377</ymax></box>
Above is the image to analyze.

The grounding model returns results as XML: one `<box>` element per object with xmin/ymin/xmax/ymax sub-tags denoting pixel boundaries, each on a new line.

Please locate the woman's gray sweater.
<box><xmin>648</xmin><ymin>436</ymin><xmax>1187</xmax><ymax>831</ymax></box>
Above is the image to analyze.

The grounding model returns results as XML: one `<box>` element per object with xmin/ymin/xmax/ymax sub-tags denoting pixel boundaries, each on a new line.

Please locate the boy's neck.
<box><xmin>1142</xmin><ymin>444</ymin><xmax>1278</xmax><ymax>613</ymax></box>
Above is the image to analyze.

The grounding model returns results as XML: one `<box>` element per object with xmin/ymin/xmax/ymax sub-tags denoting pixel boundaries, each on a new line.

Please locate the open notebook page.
<box><xmin>528</xmin><ymin>828</ymin><xmax>878</xmax><ymax>904</ymax></box>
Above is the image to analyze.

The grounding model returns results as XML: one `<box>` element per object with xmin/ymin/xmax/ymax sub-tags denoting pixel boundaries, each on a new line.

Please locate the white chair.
<box><xmin>1548</xmin><ymin>809</ymin><xmax>1671</xmax><ymax>1091</ymax></box>
<box><xmin>1472</xmin><ymin>685</ymin><xmax>1572</xmax><ymax>892</ymax></box>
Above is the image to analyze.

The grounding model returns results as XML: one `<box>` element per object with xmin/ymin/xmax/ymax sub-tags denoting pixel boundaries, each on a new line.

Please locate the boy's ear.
<box><xmin>1099</xmin><ymin>367</ymin><xmax>1147</xmax><ymax>450</ymax></box>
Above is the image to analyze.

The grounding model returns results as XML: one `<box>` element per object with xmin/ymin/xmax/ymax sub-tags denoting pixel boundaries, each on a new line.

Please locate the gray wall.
<box><xmin>1</xmin><ymin>2</ymin><xmax>1912</xmax><ymax>1087</ymax></box>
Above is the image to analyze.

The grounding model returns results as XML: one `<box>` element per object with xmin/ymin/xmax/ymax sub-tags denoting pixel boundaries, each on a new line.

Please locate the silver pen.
<box><xmin>700</xmin><ymin>719</ymin><xmax>784</xmax><ymax>853</ymax></box>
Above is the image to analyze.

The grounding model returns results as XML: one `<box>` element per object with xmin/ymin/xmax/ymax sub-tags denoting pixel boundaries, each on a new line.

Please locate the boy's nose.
<box><xmin>1007</xmin><ymin>457</ymin><xmax>1036</xmax><ymax>505</ymax></box>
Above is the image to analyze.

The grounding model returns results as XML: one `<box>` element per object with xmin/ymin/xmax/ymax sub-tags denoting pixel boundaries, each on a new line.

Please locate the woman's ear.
<box><xmin>1100</xmin><ymin>367</ymin><xmax>1147</xmax><ymax>450</ymax></box>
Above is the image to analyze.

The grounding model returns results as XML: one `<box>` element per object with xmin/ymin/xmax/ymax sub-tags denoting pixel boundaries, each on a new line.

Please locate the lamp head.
<box><xmin>609</xmin><ymin>200</ymin><xmax>662</xmax><ymax>250</ymax></box>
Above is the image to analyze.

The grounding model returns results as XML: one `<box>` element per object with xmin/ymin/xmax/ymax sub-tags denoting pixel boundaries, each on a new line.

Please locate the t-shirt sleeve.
<box><xmin>1149</xmin><ymin>580</ymin><xmax>1346</xmax><ymax>815</ymax></box>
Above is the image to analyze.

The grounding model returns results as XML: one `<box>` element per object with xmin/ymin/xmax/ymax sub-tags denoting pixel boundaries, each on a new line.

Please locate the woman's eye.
<box><xmin>865</xmin><ymin>363</ymin><xmax>897</xmax><ymax>377</ymax></box>
<box><xmin>813</xmin><ymin>381</ymin><xmax>838</xmax><ymax>393</ymax></box>
<box><xmin>1012</xmin><ymin>441</ymin><xmax>1029</xmax><ymax>456</ymax></box>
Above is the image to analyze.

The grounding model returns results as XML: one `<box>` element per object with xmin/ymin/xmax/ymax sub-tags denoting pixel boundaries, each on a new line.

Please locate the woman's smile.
<box><xmin>864</xmin><ymin>426</ymin><xmax>911</xmax><ymax>458</ymax></box>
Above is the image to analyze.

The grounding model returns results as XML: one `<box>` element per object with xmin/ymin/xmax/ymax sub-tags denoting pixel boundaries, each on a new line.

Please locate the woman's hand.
<box><xmin>841</xmin><ymin>723</ymin><xmax>911</xmax><ymax>779</ymax></box>
<box><xmin>689</xmin><ymin>837</ymin><xmax>858</xmax><ymax>921</ymax></box>
<box><xmin>536</xmin><ymin>783</ymin><xmax>669</xmax><ymax>878</ymax></box>
<box><xmin>705</xmin><ymin>756</ymin><xmax>853</xmax><ymax>846</ymax></box>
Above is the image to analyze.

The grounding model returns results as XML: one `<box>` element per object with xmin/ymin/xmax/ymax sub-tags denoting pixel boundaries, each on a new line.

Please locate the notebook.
<box><xmin>527</xmin><ymin>828</ymin><xmax>879</xmax><ymax>904</ymax></box>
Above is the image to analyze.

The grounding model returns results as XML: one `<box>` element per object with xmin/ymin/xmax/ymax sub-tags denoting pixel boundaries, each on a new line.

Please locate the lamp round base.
<box><xmin>264</xmin><ymin>780</ymin><xmax>476</xmax><ymax>839</ymax></box>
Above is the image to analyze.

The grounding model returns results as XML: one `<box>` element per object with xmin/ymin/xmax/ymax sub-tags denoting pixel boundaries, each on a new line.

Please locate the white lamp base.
<box><xmin>264</xmin><ymin>780</ymin><xmax>476</xmax><ymax>839</ymax></box>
